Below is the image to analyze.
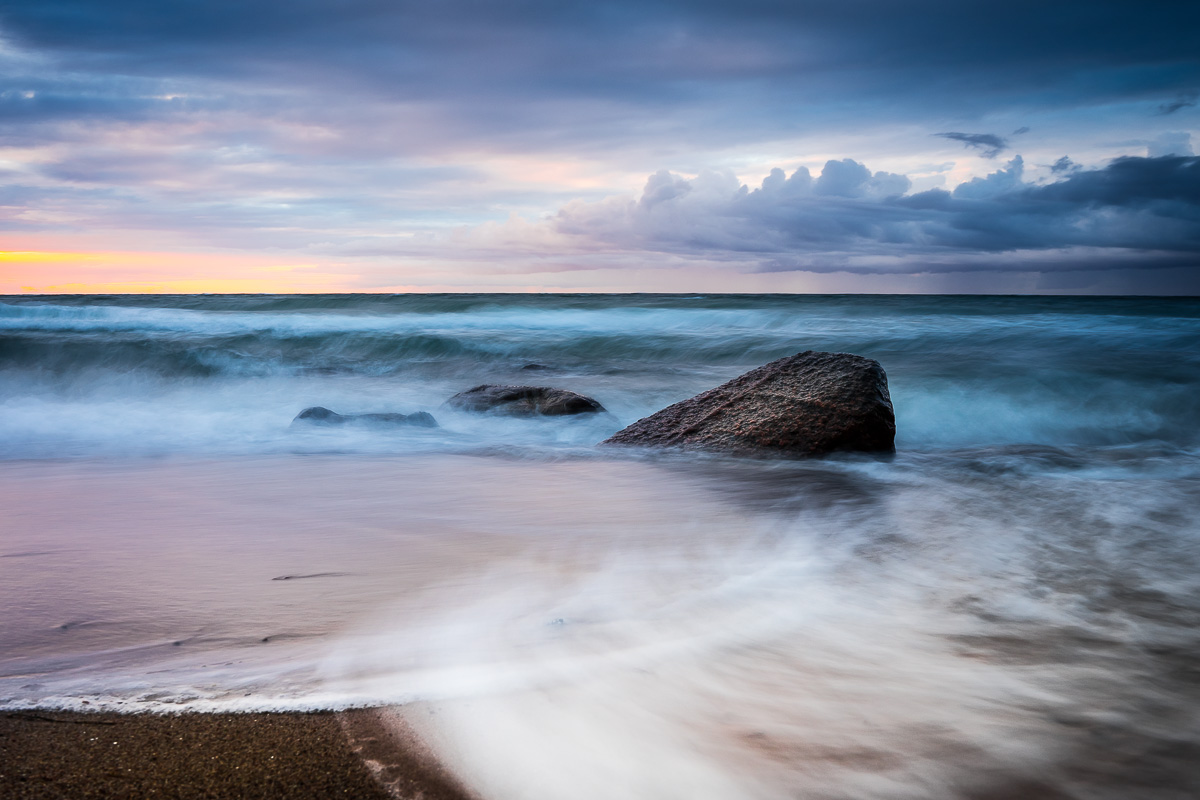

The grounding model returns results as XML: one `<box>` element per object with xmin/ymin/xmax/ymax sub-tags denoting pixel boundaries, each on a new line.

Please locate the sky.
<box><xmin>0</xmin><ymin>0</ymin><xmax>1198</xmax><ymax>293</ymax></box>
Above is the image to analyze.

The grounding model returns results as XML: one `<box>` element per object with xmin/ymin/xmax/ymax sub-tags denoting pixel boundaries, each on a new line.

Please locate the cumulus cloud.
<box><xmin>539</xmin><ymin>155</ymin><xmax>1200</xmax><ymax>273</ymax></box>
<box><xmin>1148</xmin><ymin>132</ymin><xmax>1194</xmax><ymax>157</ymax></box>
<box><xmin>935</xmin><ymin>132</ymin><xmax>1008</xmax><ymax>158</ymax></box>
<box><xmin>813</xmin><ymin>159</ymin><xmax>912</xmax><ymax>198</ymax></box>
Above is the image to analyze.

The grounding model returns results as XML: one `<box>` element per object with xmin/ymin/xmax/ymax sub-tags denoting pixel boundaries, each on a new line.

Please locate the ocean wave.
<box><xmin>2</xmin><ymin>295</ymin><xmax>1199</xmax><ymax>454</ymax></box>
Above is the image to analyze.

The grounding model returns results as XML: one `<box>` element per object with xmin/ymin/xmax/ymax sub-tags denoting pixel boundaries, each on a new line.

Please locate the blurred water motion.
<box><xmin>2</xmin><ymin>294</ymin><xmax>1199</xmax><ymax>798</ymax></box>
<box><xmin>2</xmin><ymin>450</ymin><xmax>1198</xmax><ymax>798</ymax></box>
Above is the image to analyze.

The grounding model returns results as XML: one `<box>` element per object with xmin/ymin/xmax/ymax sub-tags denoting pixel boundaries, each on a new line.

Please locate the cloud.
<box><xmin>2</xmin><ymin>0</ymin><xmax>1199</xmax><ymax>294</ymax></box>
<box><xmin>1148</xmin><ymin>132</ymin><xmax>1194</xmax><ymax>157</ymax></box>
<box><xmin>1157</xmin><ymin>91</ymin><xmax>1197</xmax><ymax>115</ymax></box>
<box><xmin>1025</xmin><ymin>154</ymin><xmax>1200</xmax><ymax>207</ymax></box>
<box><xmin>528</xmin><ymin>155</ymin><xmax>1200</xmax><ymax>274</ymax></box>
<box><xmin>813</xmin><ymin>159</ymin><xmax>911</xmax><ymax>198</ymax></box>
<box><xmin>2</xmin><ymin>0</ymin><xmax>1198</xmax><ymax>160</ymax></box>
<box><xmin>935</xmin><ymin>132</ymin><xmax>1008</xmax><ymax>158</ymax></box>
<box><xmin>1050</xmin><ymin>156</ymin><xmax>1078</xmax><ymax>174</ymax></box>
<box><xmin>950</xmin><ymin>156</ymin><xmax>1025</xmax><ymax>199</ymax></box>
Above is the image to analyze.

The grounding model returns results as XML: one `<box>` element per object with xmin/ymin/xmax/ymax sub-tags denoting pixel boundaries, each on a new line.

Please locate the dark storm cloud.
<box><xmin>2</xmin><ymin>0</ymin><xmax>1198</xmax><ymax>150</ymax></box>
<box><xmin>1050</xmin><ymin>156</ymin><xmax>1077</xmax><ymax>174</ymax></box>
<box><xmin>1157</xmin><ymin>92</ymin><xmax>1197</xmax><ymax>115</ymax></box>
<box><xmin>1026</xmin><ymin>155</ymin><xmax>1200</xmax><ymax>206</ymax></box>
<box><xmin>935</xmin><ymin>133</ymin><xmax>1009</xmax><ymax>158</ymax></box>
<box><xmin>547</xmin><ymin>156</ymin><xmax>1200</xmax><ymax>273</ymax></box>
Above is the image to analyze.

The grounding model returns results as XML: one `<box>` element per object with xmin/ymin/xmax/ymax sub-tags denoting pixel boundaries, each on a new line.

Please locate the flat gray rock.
<box><xmin>292</xmin><ymin>406</ymin><xmax>438</xmax><ymax>427</ymax></box>
<box><xmin>444</xmin><ymin>385</ymin><xmax>605</xmax><ymax>416</ymax></box>
<box><xmin>602</xmin><ymin>351</ymin><xmax>894</xmax><ymax>457</ymax></box>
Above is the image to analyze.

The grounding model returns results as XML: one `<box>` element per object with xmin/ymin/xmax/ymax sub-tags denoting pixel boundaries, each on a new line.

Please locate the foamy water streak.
<box><xmin>336</xmin><ymin>458</ymin><xmax>1200</xmax><ymax>800</ymax></box>
<box><xmin>3</xmin><ymin>450</ymin><xmax>1199</xmax><ymax>797</ymax></box>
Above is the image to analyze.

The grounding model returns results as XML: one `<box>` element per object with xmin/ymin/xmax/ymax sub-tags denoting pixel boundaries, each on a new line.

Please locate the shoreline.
<box><xmin>0</xmin><ymin>707</ymin><xmax>474</xmax><ymax>800</ymax></box>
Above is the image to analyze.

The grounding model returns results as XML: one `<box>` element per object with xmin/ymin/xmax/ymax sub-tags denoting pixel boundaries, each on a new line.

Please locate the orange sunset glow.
<box><xmin>1</xmin><ymin>250</ymin><xmax>354</xmax><ymax>294</ymax></box>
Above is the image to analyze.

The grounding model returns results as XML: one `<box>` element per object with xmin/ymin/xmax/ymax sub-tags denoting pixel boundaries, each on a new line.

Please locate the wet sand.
<box><xmin>0</xmin><ymin>708</ymin><xmax>474</xmax><ymax>800</ymax></box>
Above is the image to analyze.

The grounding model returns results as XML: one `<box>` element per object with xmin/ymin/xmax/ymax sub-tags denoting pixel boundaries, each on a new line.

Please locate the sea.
<box><xmin>1</xmin><ymin>293</ymin><xmax>1198</xmax><ymax>799</ymax></box>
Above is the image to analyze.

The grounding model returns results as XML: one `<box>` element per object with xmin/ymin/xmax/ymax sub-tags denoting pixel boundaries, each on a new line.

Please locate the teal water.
<box><xmin>2</xmin><ymin>294</ymin><xmax>1199</xmax><ymax>455</ymax></box>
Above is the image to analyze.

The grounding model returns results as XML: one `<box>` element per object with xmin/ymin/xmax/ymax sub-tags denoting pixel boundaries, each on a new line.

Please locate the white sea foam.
<box><xmin>3</xmin><ymin>451</ymin><xmax>1198</xmax><ymax>797</ymax></box>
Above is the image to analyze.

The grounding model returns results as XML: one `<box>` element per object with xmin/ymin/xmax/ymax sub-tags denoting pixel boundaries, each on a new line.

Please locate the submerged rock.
<box><xmin>602</xmin><ymin>351</ymin><xmax>894</xmax><ymax>457</ymax></box>
<box><xmin>444</xmin><ymin>385</ymin><xmax>605</xmax><ymax>416</ymax></box>
<box><xmin>292</xmin><ymin>406</ymin><xmax>438</xmax><ymax>427</ymax></box>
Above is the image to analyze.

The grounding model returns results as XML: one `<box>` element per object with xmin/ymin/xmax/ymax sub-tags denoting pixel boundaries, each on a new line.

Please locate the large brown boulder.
<box><xmin>445</xmin><ymin>385</ymin><xmax>606</xmax><ymax>416</ymax></box>
<box><xmin>602</xmin><ymin>351</ymin><xmax>895</xmax><ymax>457</ymax></box>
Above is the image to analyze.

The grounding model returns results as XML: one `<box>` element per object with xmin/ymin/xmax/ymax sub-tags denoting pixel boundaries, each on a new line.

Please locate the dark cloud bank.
<box><xmin>3</xmin><ymin>0</ymin><xmax>1198</xmax><ymax>150</ymax></box>
<box><xmin>551</xmin><ymin>155</ymin><xmax>1200</xmax><ymax>279</ymax></box>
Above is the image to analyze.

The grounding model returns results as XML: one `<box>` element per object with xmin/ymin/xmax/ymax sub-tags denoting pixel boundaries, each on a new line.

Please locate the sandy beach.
<box><xmin>0</xmin><ymin>708</ymin><xmax>473</xmax><ymax>800</ymax></box>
